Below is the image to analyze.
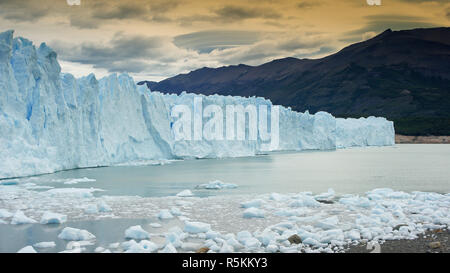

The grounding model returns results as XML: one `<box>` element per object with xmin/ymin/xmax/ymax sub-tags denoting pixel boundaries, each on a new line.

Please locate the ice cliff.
<box><xmin>0</xmin><ymin>31</ymin><xmax>395</xmax><ymax>179</ymax></box>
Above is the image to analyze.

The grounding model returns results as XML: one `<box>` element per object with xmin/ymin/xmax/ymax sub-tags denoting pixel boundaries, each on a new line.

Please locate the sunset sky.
<box><xmin>0</xmin><ymin>0</ymin><xmax>448</xmax><ymax>81</ymax></box>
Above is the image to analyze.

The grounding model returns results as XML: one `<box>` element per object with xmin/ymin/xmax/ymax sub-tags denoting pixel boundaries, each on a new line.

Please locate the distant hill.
<box><xmin>139</xmin><ymin>28</ymin><xmax>450</xmax><ymax>136</ymax></box>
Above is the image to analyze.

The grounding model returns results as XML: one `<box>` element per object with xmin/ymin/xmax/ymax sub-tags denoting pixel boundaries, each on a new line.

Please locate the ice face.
<box><xmin>0</xmin><ymin>31</ymin><xmax>395</xmax><ymax>179</ymax></box>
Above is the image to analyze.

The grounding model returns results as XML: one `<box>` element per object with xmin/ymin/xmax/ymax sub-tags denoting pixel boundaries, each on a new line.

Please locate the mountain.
<box><xmin>139</xmin><ymin>28</ymin><xmax>450</xmax><ymax>136</ymax></box>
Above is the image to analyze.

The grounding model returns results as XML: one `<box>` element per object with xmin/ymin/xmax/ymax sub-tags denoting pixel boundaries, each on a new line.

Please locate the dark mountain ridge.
<box><xmin>139</xmin><ymin>28</ymin><xmax>450</xmax><ymax>135</ymax></box>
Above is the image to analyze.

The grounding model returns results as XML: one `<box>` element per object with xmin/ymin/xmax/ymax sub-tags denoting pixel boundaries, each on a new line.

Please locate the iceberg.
<box><xmin>0</xmin><ymin>31</ymin><xmax>395</xmax><ymax>179</ymax></box>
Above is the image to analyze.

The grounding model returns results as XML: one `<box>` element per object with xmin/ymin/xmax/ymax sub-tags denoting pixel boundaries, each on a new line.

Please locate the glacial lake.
<box><xmin>6</xmin><ymin>144</ymin><xmax>449</xmax><ymax>197</ymax></box>
<box><xmin>1</xmin><ymin>144</ymin><xmax>449</xmax><ymax>253</ymax></box>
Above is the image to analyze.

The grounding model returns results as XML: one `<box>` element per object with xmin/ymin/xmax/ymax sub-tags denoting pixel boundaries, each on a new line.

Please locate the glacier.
<box><xmin>0</xmin><ymin>30</ymin><xmax>395</xmax><ymax>179</ymax></box>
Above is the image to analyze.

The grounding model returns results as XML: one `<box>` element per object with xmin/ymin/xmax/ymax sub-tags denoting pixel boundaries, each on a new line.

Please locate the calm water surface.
<box><xmin>7</xmin><ymin>144</ymin><xmax>450</xmax><ymax>197</ymax></box>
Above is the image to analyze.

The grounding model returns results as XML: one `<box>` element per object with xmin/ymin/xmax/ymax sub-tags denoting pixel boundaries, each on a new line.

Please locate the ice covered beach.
<box><xmin>1</xmin><ymin>145</ymin><xmax>449</xmax><ymax>253</ymax></box>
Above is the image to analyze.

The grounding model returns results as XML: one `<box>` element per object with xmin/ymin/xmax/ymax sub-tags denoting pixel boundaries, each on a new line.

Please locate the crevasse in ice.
<box><xmin>0</xmin><ymin>30</ymin><xmax>395</xmax><ymax>179</ymax></box>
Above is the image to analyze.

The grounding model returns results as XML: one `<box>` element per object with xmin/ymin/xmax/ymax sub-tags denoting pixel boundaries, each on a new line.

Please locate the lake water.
<box><xmin>1</xmin><ymin>144</ymin><xmax>449</xmax><ymax>253</ymax></box>
<box><xmin>9</xmin><ymin>144</ymin><xmax>450</xmax><ymax>197</ymax></box>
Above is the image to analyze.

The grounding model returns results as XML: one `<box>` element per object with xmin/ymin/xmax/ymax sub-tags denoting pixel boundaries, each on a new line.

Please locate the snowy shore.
<box><xmin>1</xmin><ymin>180</ymin><xmax>448</xmax><ymax>253</ymax></box>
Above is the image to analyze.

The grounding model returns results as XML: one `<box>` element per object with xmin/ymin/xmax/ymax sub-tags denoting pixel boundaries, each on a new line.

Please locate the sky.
<box><xmin>0</xmin><ymin>0</ymin><xmax>448</xmax><ymax>82</ymax></box>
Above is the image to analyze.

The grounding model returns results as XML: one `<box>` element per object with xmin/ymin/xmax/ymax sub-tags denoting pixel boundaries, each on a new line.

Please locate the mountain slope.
<box><xmin>139</xmin><ymin>28</ymin><xmax>450</xmax><ymax>135</ymax></box>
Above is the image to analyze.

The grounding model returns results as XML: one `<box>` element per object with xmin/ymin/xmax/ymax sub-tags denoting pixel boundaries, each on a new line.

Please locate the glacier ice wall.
<box><xmin>0</xmin><ymin>31</ymin><xmax>395</xmax><ymax>179</ymax></box>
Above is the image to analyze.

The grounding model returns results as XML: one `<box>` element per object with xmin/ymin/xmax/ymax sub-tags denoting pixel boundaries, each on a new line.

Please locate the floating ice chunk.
<box><xmin>97</xmin><ymin>200</ymin><xmax>112</xmax><ymax>212</ymax></box>
<box><xmin>34</xmin><ymin>241</ymin><xmax>56</xmax><ymax>249</ymax></box>
<box><xmin>84</xmin><ymin>204</ymin><xmax>99</xmax><ymax>214</ymax></box>
<box><xmin>237</xmin><ymin>231</ymin><xmax>253</xmax><ymax>244</ymax></box>
<box><xmin>314</xmin><ymin>188</ymin><xmax>335</xmax><ymax>201</ymax></box>
<box><xmin>244</xmin><ymin>237</ymin><xmax>261</xmax><ymax>249</ymax></box>
<box><xmin>170</xmin><ymin>207</ymin><xmax>183</xmax><ymax>216</ymax></box>
<box><xmin>0</xmin><ymin>209</ymin><xmax>13</xmax><ymax>218</ymax></box>
<box><xmin>315</xmin><ymin>216</ymin><xmax>339</xmax><ymax>230</ymax></box>
<box><xmin>40</xmin><ymin>211</ymin><xmax>67</xmax><ymax>224</ymax></box>
<box><xmin>339</xmin><ymin>196</ymin><xmax>371</xmax><ymax>208</ymax></box>
<box><xmin>181</xmin><ymin>242</ymin><xmax>202</xmax><ymax>252</ymax></box>
<box><xmin>11</xmin><ymin>211</ymin><xmax>37</xmax><ymax>225</ymax></box>
<box><xmin>66</xmin><ymin>241</ymin><xmax>94</xmax><ymax>250</ymax></box>
<box><xmin>149</xmin><ymin>223</ymin><xmax>162</xmax><ymax>228</ymax></box>
<box><xmin>17</xmin><ymin>246</ymin><xmax>37</xmax><ymax>253</ymax></box>
<box><xmin>184</xmin><ymin>221</ymin><xmax>211</xmax><ymax>233</ymax></box>
<box><xmin>139</xmin><ymin>240</ymin><xmax>159</xmax><ymax>252</ymax></box>
<box><xmin>319</xmin><ymin>229</ymin><xmax>344</xmax><ymax>244</ymax></box>
<box><xmin>58</xmin><ymin>227</ymin><xmax>96</xmax><ymax>241</ymax></box>
<box><xmin>226</xmin><ymin>237</ymin><xmax>244</xmax><ymax>250</ymax></box>
<box><xmin>159</xmin><ymin>243</ymin><xmax>177</xmax><ymax>253</ymax></box>
<box><xmin>45</xmin><ymin>188</ymin><xmax>103</xmax><ymax>198</ymax></box>
<box><xmin>125</xmin><ymin>225</ymin><xmax>150</xmax><ymax>240</ymax></box>
<box><xmin>0</xmin><ymin>219</ymin><xmax>6</xmax><ymax>224</ymax></box>
<box><xmin>62</xmin><ymin>177</ymin><xmax>96</xmax><ymax>185</ymax></box>
<box><xmin>157</xmin><ymin>209</ymin><xmax>174</xmax><ymax>220</ymax></box>
<box><xmin>270</xmin><ymin>193</ymin><xmax>288</xmax><ymax>201</ymax></box>
<box><xmin>243</xmin><ymin>207</ymin><xmax>265</xmax><ymax>218</ymax></box>
<box><xmin>346</xmin><ymin>230</ymin><xmax>361</xmax><ymax>241</ymax></box>
<box><xmin>240</xmin><ymin>199</ymin><xmax>265</xmax><ymax>208</ymax></box>
<box><xmin>196</xmin><ymin>180</ymin><xmax>238</xmax><ymax>190</ymax></box>
<box><xmin>220</xmin><ymin>242</ymin><xmax>234</xmax><ymax>253</ymax></box>
<box><xmin>94</xmin><ymin>247</ymin><xmax>105</xmax><ymax>253</ymax></box>
<box><xmin>109</xmin><ymin>242</ymin><xmax>120</xmax><ymax>249</ymax></box>
<box><xmin>176</xmin><ymin>190</ymin><xmax>194</xmax><ymax>197</ymax></box>
<box><xmin>289</xmin><ymin>194</ymin><xmax>321</xmax><ymax>207</ymax></box>
<box><xmin>266</xmin><ymin>244</ymin><xmax>278</xmax><ymax>253</ymax></box>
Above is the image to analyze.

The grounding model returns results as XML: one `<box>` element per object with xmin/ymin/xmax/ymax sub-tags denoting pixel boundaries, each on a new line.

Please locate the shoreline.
<box><xmin>346</xmin><ymin>228</ymin><xmax>449</xmax><ymax>253</ymax></box>
<box><xmin>396</xmin><ymin>135</ymin><xmax>450</xmax><ymax>144</ymax></box>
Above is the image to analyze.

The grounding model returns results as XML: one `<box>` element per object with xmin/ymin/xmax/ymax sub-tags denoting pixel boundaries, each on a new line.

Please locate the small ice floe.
<box><xmin>0</xmin><ymin>209</ymin><xmax>13</xmax><ymax>218</ymax></box>
<box><xmin>339</xmin><ymin>195</ymin><xmax>371</xmax><ymax>208</ymax></box>
<box><xmin>124</xmin><ymin>240</ymin><xmax>159</xmax><ymax>253</ymax></box>
<box><xmin>40</xmin><ymin>211</ymin><xmax>67</xmax><ymax>225</ymax></box>
<box><xmin>270</xmin><ymin>193</ymin><xmax>288</xmax><ymax>201</ymax></box>
<box><xmin>196</xmin><ymin>180</ymin><xmax>238</xmax><ymax>190</ymax></box>
<box><xmin>17</xmin><ymin>246</ymin><xmax>37</xmax><ymax>253</ymax></box>
<box><xmin>84</xmin><ymin>204</ymin><xmax>99</xmax><ymax>214</ymax></box>
<box><xmin>45</xmin><ymin>188</ymin><xmax>103</xmax><ymax>198</ymax></box>
<box><xmin>149</xmin><ymin>223</ymin><xmax>162</xmax><ymax>228</ymax></box>
<box><xmin>97</xmin><ymin>200</ymin><xmax>112</xmax><ymax>212</ymax></box>
<box><xmin>11</xmin><ymin>211</ymin><xmax>37</xmax><ymax>225</ymax></box>
<box><xmin>34</xmin><ymin>241</ymin><xmax>56</xmax><ymax>249</ymax></box>
<box><xmin>243</xmin><ymin>207</ymin><xmax>265</xmax><ymax>218</ymax></box>
<box><xmin>170</xmin><ymin>207</ymin><xmax>183</xmax><ymax>216</ymax></box>
<box><xmin>240</xmin><ymin>199</ymin><xmax>265</xmax><ymax>208</ymax></box>
<box><xmin>58</xmin><ymin>227</ymin><xmax>96</xmax><ymax>241</ymax></box>
<box><xmin>62</xmin><ymin>177</ymin><xmax>96</xmax><ymax>185</ymax></box>
<box><xmin>176</xmin><ymin>190</ymin><xmax>194</xmax><ymax>197</ymax></box>
<box><xmin>159</xmin><ymin>243</ymin><xmax>177</xmax><ymax>253</ymax></box>
<box><xmin>184</xmin><ymin>221</ymin><xmax>211</xmax><ymax>234</ymax></box>
<box><xmin>289</xmin><ymin>194</ymin><xmax>321</xmax><ymax>208</ymax></box>
<box><xmin>125</xmin><ymin>225</ymin><xmax>150</xmax><ymax>240</ymax></box>
<box><xmin>315</xmin><ymin>216</ymin><xmax>339</xmax><ymax>230</ymax></box>
<box><xmin>314</xmin><ymin>188</ymin><xmax>335</xmax><ymax>201</ymax></box>
<box><xmin>157</xmin><ymin>209</ymin><xmax>174</xmax><ymax>220</ymax></box>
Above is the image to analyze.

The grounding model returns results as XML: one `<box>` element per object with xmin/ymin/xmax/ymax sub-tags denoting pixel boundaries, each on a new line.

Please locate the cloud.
<box><xmin>214</xmin><ymin>5</ymin><xmax>282</xmax><ymax>21</ymax></box>
<box><xmin>0</xmin><ymin>0</ymin><xmax>180</xmax><ymax>28</ymax></box>
<box><xmin>342</xmin><ymin>14</ymin><xmax>438</xmax><ymax>43</ymax></box>
<box><xmin>50</xmin><ymin>30</ymin><xmax>331</xmax><ymax>81</ymax></box>
<box><xmin>174</xmin><ymin>30</ymin><xmax>262</xmax><ymax>53</ymax></box>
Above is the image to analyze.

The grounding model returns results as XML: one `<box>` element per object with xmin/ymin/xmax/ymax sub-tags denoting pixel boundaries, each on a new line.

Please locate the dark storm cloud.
<box><xmin>214</xmin><ymin>5</ymin><xmax>281</xmax><ymax>21</ymax></box>
<box><xmin>0</xmin><ymin>0</ymin><xmax>180</xmax><ymax>28</ymax></box>
<box><xmin>51</xmin><ymin>33</ymin><xmax>171</xmax><ymax>73</ymax></box>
